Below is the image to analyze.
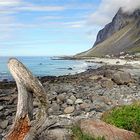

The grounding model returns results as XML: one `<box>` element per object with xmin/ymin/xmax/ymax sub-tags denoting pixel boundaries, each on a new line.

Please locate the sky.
<box><xmin>0</xmin><ymin>0</ymin><xmax>140</xmax><ymax>56</ymax></box>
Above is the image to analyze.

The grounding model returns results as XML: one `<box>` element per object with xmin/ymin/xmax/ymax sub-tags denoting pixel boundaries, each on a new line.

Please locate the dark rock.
<box><xmin>68</xmin><ymin>68</ymin><xmax>73</xmax><ymax>70</ymax></box>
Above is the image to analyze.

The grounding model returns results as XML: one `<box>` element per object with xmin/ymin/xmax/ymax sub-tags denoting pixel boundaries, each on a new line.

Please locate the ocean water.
<box><xmin>0</xmin><ymin>56</ymin><xmax>101</xmax><ymax>81</ymax></box>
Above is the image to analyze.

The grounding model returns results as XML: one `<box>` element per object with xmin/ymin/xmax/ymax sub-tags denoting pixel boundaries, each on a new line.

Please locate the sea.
<box><xmin>0</xmin><ymin>56</ymin><xmax>101</xmax><ymax>81</ymax></box>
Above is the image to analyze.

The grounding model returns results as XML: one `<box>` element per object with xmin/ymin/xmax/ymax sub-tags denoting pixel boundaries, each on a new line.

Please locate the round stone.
<box><xmin>57</xmin><ymin>94</ymin><xmax>65</xmax><ymax>102</ymax></box>
<box><xmin>67</xmin><ymin>99</ymin><xmax>74</xmax><ymax>105</ymax></box>
<box><xmin>0</xmin><ymin>120</ymin><xmax>8</xmax><ymax>129</ymax></box>
<box><xmin>80</xmin><ymin>103</ymin><xmax>90</xmax><ymax>110</ymax></box>
<box><xmin>75</xmin><ymin>99</ymin><xmax>83</xmax><ymax>104</ymax></box>
<box><xmin>64</xmin><ymin>106</ymin><xmax>75</xmax><ymax>114</ymax></box>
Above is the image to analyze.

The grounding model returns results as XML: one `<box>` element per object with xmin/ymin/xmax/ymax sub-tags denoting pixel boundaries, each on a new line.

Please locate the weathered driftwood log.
<box><xmin>5</xmin><ymin>58</ymin><xmax>49</xmax><ymax>140</ymax></box>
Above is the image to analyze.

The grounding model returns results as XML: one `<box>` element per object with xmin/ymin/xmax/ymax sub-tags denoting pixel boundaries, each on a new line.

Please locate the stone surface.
<box><xmin>104</xmin><ymin>70</ymin><xmax>115</xmax><ymax>79</ymax></box>
<box><xmin>112</xmin><ymin>71</ymin><xmax>132</xmax><ymax>85</ymax></box>
<box><xmin>66</xmin><ymin>99</ymin><xmax>74</xmax><ymax>105</ymax></box>
<box><xmin>101</xmin><ymin>79</ymin><xmax>114</xmax><ymax>89</ymax></box>
<box><xmin>64</xmin><ymin>106</ymin><xmax>75</xmax><ymax>114</ymax></box>
<box><xmin>1</xmin><ymin>64</ymin><xmax>140</xmax><ymax>138</ymax></box>
<box><xmin>80</xmin><ymin>119</ymin><xmax>138</xmax><ymax>140</ymax></box>
<box><xmin>45</xmin><ymin>128</ymin><xmax>72</xmax><ymax>140</ymax></box>
<box><xmin>57</xmin><ymin>94</ymin><xmax>65</xmax><ymax>102</ymax></box>
<box><xmin>75</xmin><ymin>99</ymin><xmax>83</xmax><ymax>104</ymax></box>
<box><xmin>80</xmin><ymin>103</ymin><xmax>90</xmax><ymax>111</ymax></box>
<box><xmin>69</xmin><ymin>95</ymin><xmax>76</xmax><ymax>102</ymax></box>
<box><xmin>0</xmin><ymin>120</ymin><xmax>8</xmax><ymax>129</ymax></box>
<box><xmin>0</xmin><ymin>106</ymin><xmax>4</xmax><ymax>111</ymax></box>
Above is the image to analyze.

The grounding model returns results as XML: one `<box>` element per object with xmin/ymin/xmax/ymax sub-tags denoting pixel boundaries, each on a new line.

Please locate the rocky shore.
<box><xmin>1</xmin><ymin>64</ymin><xmax>140</xmax><ymax>139</ymax></box>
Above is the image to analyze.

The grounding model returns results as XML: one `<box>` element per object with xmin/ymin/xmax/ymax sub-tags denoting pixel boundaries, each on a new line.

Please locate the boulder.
<box><xmin>80</xmin><ymin>119</ymin><xmax>138</xmax><ymax>140</ymax></box>
<box><xmin>112</xmin><ymin>71</ymin><xmax>132</xmax><ymax>85</ymax></box>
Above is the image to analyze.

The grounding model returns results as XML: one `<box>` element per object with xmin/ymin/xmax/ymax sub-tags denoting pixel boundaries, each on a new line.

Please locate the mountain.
<box><xmin>76</xmin><ymin>8</ymin><xmax>140</xmax><ymax>57</ymax></box>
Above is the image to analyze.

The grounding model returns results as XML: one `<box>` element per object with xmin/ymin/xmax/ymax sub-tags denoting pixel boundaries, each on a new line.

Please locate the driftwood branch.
<box><xmin>5</xmin><ymin>58</ymin><xmax>48</xmax><ymax>140</ymax></box>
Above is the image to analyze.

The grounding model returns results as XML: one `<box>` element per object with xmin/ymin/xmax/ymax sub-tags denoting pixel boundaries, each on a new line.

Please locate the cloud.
<box><xmin>63</xmin><ymin>21</ymin><xmax>85</xmax><ymax>28</ymax></box>
<box><xmin>87</xmin><ymin>0</ymin><xmax>140</xmax><ymax>27</ymax></box>
<box><xmin>17</xmin><ymin>5</ymin><xmax>66</xmax><ymax>12</ymax></box>
<box><xmin>0</xmin><ymin>0</ymin><xmax>21</xmax><ymax>6</ymax></box>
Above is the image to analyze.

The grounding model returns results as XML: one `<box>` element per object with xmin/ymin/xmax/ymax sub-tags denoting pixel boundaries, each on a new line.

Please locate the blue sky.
<box><xmin>0</xmin><ymin>0</ymin><xmax>137</xmax><ymax>56</ymax></box>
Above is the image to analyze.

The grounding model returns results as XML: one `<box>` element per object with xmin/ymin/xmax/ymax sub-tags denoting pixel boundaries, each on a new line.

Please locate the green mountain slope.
<box><xmin>76</xmin><ymin>8</ymin><xmax>140</xmax><ymax>57</ymax></box>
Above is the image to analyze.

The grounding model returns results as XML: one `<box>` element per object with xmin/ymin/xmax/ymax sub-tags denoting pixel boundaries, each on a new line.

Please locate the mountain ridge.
<box><xmin>76</xmin><ymin>8</ymin><xmax>140</xmax><ymax>57</ymax></box>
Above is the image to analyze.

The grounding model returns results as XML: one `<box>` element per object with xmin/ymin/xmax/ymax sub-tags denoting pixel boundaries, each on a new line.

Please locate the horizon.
<box><xmin>0</xmin><ymin>0</ymin><xmax>139</xmax><ymax>56</ymax></box>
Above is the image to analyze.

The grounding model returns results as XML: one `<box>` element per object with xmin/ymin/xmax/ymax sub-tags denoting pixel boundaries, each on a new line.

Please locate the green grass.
<box><xmin>71</xmin><ymin>125</ymin><xmax>105</xmax><ymax>140</ymax></box>
<box><xmin>102</xmin><ymin>102</ymin><xmax>140</xmax><ymax>135</ymax></box>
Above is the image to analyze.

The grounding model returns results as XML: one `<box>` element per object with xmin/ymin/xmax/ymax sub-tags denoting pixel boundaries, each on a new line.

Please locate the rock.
<box><xmin>104</xmin><ymin>70</ymin><xmax>115</xmax><ymax>79</ymax></box>
<box><xmin>0</xmin><ymin>128</ymin><xmax>2</xmax><ymax>133</ymax></box>
<box><xmin>0</xmin><ymin>135</ymin><xmax>2</xmax><ymax>140</ymax></box>
<box><xmin>0</xmin><ymin>106</ymin><xmax>4</xmax><ymax>111</ymax></box>
<box><xmin>61</xmin><ymin>103</ymin><xmax>67</xmax><ymax>109</ymax></box>
<box><xmin>69</xmin><ymin>95</ymin><xmax>76</xmax><ymax>102</ymax></box>
<box><xmin>64</xmin><ymin>106</ymin><xmax>75</xmax><ymax>114</ymax></box>
<box><xmin>66</xmin><ymin>99</ymin><xmax>74</xmax><ymax>105</ymax></box>
<box><xmin>51</xmin><ymin>103</ymin><xmax>60</xmax><ymax>112</ymax></box>
<box><xmin>101</xmin><ymin>79</ymin><xmax>114</xmax><ymax>89</ymax></box>
<box><xmin>46</xmin><ymin>128</ymin><xmax>72</xmax><ymax>140</ymax></box>
<box><xmin>89</xmin><ymin>75</ymin><xmax>103</xmax><ymax>81</ymax></box>
<box><xmin>112</xmin><ymin>71</ymin><xmax>132</xmax><ymax>85</ymax></box>
<box><xmin>75</xmin><ymin>99</ymin><xmax>83</xmax><ymax>104</ymax></box>
<box><xmin>80</xmin><ymin>119</ymin><xmax>138</xmax><ymax>140</ymax></box>
<box><xmin>57</xmin><ymin>94</ymin><xmax>65</xmax><ymax>102</ymax></box>
<box><xmin>116</xmin><ymin>61</ymin><xmax>120</xmax><ymax>64</ymax></box>
<box><xmin>68</xmin><ymin>67</ymin><xmax>73</xmax><ymax>70</ymax></box>
<box><xmin>92</xmin><ymin>103</ymin><xmax>109</xmax><ymax>112</ymax></box>
<box><xmin>48</xmin><ymin>108</ymin><xmax>54</xmax><ymax>115</ymax></box>
<box><xmin>80</xmin><ymin>103</ymin><xmax>90</xmax><ymax>111</ymax></box>
<box><xmin>0</xmin><ymin>120</ymin><xmax>8</xmax><ymax>129</ymax></box>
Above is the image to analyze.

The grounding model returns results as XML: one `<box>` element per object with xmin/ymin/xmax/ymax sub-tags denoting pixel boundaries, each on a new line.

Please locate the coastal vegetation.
<box><xmin>102</xmin><ymin>102</ymin><xmax>140</xmax><ymax>135</ymax></box>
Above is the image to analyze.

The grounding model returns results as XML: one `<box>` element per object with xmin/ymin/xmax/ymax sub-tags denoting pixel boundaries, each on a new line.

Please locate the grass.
<box><xmin>71</xmin><ymin>125</ymin><xmax>105</xmax><ymax>140</ymax></box>
<box><xmin>102</xmin><ymin>102</ymin><xmax>140</xmax><ymax>135</ymax></box>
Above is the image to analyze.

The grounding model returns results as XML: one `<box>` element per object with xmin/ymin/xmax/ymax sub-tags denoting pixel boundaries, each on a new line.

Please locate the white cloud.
<box><xmin>0</xmin><ymin>0</ymin><xmax>21</xmax><ymax>6</ymax></box>
<box><xmin>17</xmin><ymin>5</ymin><xmax>66</xmax><ymax>12</ymax></box>
<box><xmin>63</xmin><ymin>21</ymin><xmax>85</xmax><ymax>28</ymax></box>
<box><xmin>87</xmin><ymin>0</ymin><xmax>140</xmax><ymax>27</ymax></box>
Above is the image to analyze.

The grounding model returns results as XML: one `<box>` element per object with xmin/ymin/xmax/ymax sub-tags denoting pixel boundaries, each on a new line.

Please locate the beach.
<box><xmin>1</xmin><ymin>58</ymin><xmax>140</xmax><ymax>138</ymax></box>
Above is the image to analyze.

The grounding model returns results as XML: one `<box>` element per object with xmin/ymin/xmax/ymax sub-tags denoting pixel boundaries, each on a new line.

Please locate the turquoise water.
<box><xmin>0</xmin><ymin>57</ymin><xmax>100</xmax><ymax>81</ymax></box>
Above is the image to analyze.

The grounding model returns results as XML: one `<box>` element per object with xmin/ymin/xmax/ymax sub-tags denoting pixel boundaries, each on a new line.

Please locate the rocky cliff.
<box><xmin>76</xmin><ymin>8</ymin><xmax>140</xmax><ymax>57</ymax></box>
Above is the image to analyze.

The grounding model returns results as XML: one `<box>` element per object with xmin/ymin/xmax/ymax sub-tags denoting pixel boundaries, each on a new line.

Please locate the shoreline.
<box><xmin>1</xmin><ymin>62</ymin><xmax>140</xmax><ymax>137</ymax></box>
<box><xmin>1</xmin><ymin>56</ymin><xmax>140</xmax><ymax>83</ymax></box>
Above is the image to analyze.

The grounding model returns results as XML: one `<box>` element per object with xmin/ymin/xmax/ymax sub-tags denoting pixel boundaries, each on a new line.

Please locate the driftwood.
<box><xmin>5</xmin><ymin>58</ymin><xmax>50</xmax><ymax>140</ymax></box>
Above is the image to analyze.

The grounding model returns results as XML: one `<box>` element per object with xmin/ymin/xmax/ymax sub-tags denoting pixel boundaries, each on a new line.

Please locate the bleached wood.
<box><xmin>5</xmin><ymin>58</ymin><xmax>48</xmax><ymax>140</ymax></box>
